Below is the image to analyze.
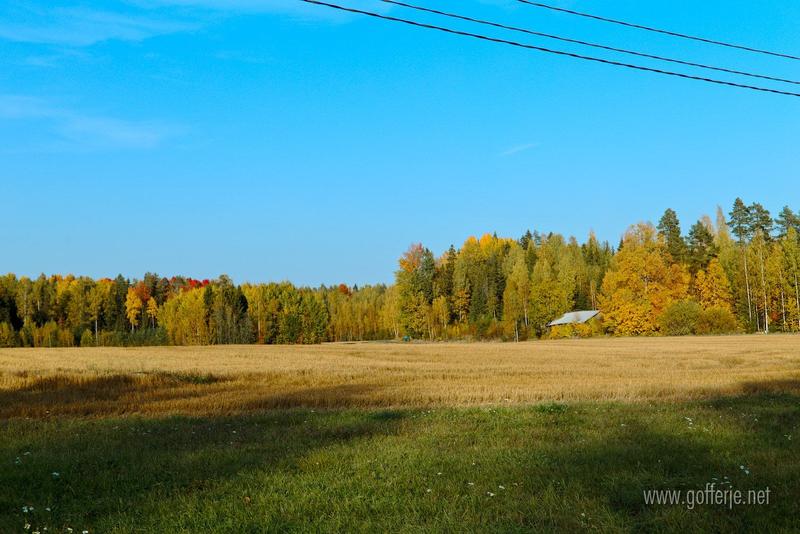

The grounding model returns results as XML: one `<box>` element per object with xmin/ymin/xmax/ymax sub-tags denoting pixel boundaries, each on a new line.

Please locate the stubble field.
<box><xmin>2</xmin><ymin>335</ymin><xmax>800</xmax><ymax>417</ymax></box>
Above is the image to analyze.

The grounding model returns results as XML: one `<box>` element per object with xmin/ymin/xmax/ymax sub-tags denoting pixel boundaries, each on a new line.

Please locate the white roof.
<box><xmin>547</xmin><ymin>310</ymin><xmax>600</xmax><ymax>327</ymax></box>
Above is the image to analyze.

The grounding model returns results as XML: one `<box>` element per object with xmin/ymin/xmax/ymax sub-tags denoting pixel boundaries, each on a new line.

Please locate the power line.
<box><xmin>382</xmin><ymin>0</ymin><xmax>800</xmax><ymax>86</ymax></box>
<box><xmin>300</xmin><ymin>0</ymin><xmax>800</xmax><ymax>98</ymax></box>
<box><xmin>517</xmin><ymin>0</ymin><xmax>800</xmax><ymax>62</ymax></box>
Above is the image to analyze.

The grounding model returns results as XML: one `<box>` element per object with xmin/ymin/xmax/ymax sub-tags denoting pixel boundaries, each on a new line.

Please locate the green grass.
<box><xmin>3</xmin><ymin>395</ymin><xmax>798</xmax><ymax>533</ymax></box>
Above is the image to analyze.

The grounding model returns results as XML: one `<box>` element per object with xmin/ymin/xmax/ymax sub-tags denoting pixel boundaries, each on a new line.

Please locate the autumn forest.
<box><xmin>1</xmin><ymin>198</ymin><xmax>799</xmax><ymax>347</ymax></box>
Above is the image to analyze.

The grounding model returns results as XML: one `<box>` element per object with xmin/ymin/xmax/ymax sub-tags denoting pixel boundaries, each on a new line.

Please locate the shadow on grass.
<box><xmin>0</xmin><ymin>372</ymin><xmax>237</xmax><ymax>417</ymax></box>
<box><xmin>515</xmin><ymin>388</ymin><xmax>799</xmax><ymax>531</ymax></box>
<box><xmin>0</xmin><ymin>372</ymin><xmax>393</xmax><ymax>417</ymax></box>
<box><xmin>1</xmin><ymin>377</ymin><xmax>798</xmax><ymax>531</ymax></box>
<box><xmin>240</xmin><ymin>383</ymin><xmax>390</xmax><ymax>410</ymax></box>
<box><xmin>738</xmin><ymin>377</ymin><xmax>800</xmax><ymax>395</ymax></box>
<box><xmin>0</xmin><ymin>403</ymin><xmax>408</xmax><ymax>531</ymax></box>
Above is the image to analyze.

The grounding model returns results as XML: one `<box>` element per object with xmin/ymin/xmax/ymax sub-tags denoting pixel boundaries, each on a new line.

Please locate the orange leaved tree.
<box><xmin>600</xmin><ymin>223</ymin><xmax>689</xmax><ymax>335</ymax></box>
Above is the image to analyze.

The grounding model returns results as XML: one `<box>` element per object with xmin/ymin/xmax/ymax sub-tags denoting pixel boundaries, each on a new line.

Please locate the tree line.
<box><xmin>1</xmin><ymin>198</ymin><xmax>798</xmax><ymax>347</ymax></box>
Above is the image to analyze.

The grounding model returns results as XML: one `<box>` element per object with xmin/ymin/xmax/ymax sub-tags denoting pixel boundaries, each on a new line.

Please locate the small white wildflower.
<box><xmin>487</xmin><ymin>492</ymin><xmax>495</xmax><ymax>497</ymax></box>
<box><xmin>437</xmin><ymin>472</ymin><xmax>442</xmax><ymax>476</ymax></box>
<box><xmin>426</xmin><ymin>488</ymin><xmax>431</xmax><ymax>493</ymax></box>
<box><xmin>24</xmin><ymin>451</ymin><xmax>31</xmax><ymax>456</ymax></box>
<box><xmin>468</xmin><ymin>482</ymin><xmax>474</xmax><ymax>486</ymax></box>
<box><xmin>23</xmin><ymin>523</ymin><xmax>30</xmax><ymax>530</ymax></box>
<box><xmin>22</xmin><ymin>506</ymin><xmax>29</xmax><ymax>513</ymax></box>
<box><xmin>52</xmin><ymin>472</ymin><xmax>60</xmax><ymax>478</ymax></box>
<box><xmin>15</xmin><ymin>457</ymin><xmax>22</xmax><ymax>465</ymax></box>
<box><xmin>498</xmin><ymin>485</ymin><xmax>505</xmax><ymax>490</ymax></box>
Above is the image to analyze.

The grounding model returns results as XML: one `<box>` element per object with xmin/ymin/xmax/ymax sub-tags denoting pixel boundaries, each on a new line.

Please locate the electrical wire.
<box><xmin>300</xmin><ymin>0</ymin><xmax>800</xmax><ymax>98</ymax></box>
<box><xmin>381</xmin><ymin>0</ymin><xmax>800</xmax><ymax>86</ymax></box>
<box><xmin>517</xmin><ymin>0</ymin><xmax>800</xmax><ymax>62</ymax></box>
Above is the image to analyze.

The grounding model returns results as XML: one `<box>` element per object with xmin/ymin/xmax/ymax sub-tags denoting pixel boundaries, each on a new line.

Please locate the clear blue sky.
<box><xmin>1</xmin><ymin>0</ymin><xmax>798</xmax><ymax>286</ymax></box>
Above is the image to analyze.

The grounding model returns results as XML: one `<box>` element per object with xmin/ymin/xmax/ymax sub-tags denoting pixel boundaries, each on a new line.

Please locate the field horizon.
<box><xmin>2</xmin><ymin>334</ymin><xmax>799</xmax><ymax>418</ymax></box>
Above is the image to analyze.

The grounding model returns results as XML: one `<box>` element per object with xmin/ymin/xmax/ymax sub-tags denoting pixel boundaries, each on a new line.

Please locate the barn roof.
<box><xmin>546</xmin><ymin>310</ymin><xmax>600</xmax><ymax>327</ymax></box>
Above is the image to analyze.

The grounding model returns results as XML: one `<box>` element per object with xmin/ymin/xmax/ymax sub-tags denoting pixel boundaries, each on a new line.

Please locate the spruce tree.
<box><xmin>687</xmin><ymin>220</ymin><xmax>717</xmax><ymax>272</ymax></box>
<box><xmin>657</xmin><ymin>208</ymin><xmax>686</xmax><ymax>262</ymax></box>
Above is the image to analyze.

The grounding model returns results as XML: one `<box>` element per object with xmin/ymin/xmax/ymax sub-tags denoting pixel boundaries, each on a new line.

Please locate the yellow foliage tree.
<box><xmin>529</xmin><ymin>259</ymin><xmax>571</xmax><ymax>333</ymax></box>
<box><xmin>600</xmin><ymin>223</ymin><xmax>689</xmax><ymax>335</ymax></box>
<box><xmin>158</xmin><ymin>287</ymin><xmax>209</xmax><ymax>345</ymax></box>
<box><xmin>694</xmin><ymin>258</ymin><xmax>733</xmax><ymax>311</ymax></box>
<box><xmin>125</xmin><ymin>288</ymin><xmax>143</xmax><ymax>332</ymax></box>
<box><xmin>431</xmin><ymin>295</ymin><xmax>449</xmax><ymax>339</ymax></box>
<box><xmin>146</xmin><ymin>297</ymin><xmax>159</xmax><ymax>329</ymax></box>
<box><xmin>381</xmin><ymin>285</ymin><xmax>401</xmax><ymax>339</ymax></box>
<box><xmin>502</xmin><ymin>251</ymin><xmax>530</xmax><ymax>341</ymax></box>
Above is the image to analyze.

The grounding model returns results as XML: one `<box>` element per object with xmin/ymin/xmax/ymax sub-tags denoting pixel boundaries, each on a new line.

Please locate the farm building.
<box><xmin>546</xmin><ymin>310</ymin><xmax>600</xmax><ymax>327</ymax></box>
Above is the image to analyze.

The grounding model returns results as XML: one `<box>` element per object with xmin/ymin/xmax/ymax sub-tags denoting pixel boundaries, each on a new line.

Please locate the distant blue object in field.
<box><xmin>546</xmin><ymin>310</ymin><xmax>600</xmax><ymax>327</ymax></box>
<box><xmin>402</xmin><ymin>335</ymin><xmax>411</xmax><ymax>342</ymax></box>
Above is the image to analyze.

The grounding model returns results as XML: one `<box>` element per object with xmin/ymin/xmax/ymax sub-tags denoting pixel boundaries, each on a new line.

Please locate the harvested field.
<box><xmin>2</xmin><ymin>335</ymin><xmax>799</xmax><ymax>417</ymax></box>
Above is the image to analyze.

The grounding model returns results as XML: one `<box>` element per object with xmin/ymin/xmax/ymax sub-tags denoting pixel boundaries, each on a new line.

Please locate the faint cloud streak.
<box><xmin>500</xmin><ymin>142</ymin><xmax>539</xmax><ymax>157</ymax></box>
<box><xmin>141</xmin><ymin>0</ymin><xmax>393</xmax><ymax>21</ymax></box>
<box><xmin>0</xmin><ymin>4</ymin><xmax>197</xmax><ymax>46</ymax></box>
<box><xmin>0</xmin><ymin>95</ymin><xmax>181</xmax><ymax>151</ymax></box>
<box><xmin>0</xmin><ymin>0</ymin><xmax>392</xmax><ymax>49</ymax></box>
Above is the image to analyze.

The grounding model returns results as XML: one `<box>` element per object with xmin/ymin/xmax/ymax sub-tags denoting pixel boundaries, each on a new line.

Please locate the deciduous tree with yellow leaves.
<box><xmin>694</xmin><ymin>258</ymin><xmax>733</xmax><ymax>310</ymax></box>
<box><xmin>125</xmin><ymin>288</ymin><xmax>143</xmax><ymax>332</ymax></box>
<box><xmin>600</xmin><ymin>223</ymin><xmax>689</xmax><ymax>335</ymax></box>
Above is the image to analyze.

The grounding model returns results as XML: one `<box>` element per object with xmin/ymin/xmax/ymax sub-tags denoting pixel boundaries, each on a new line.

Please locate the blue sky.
<box><xmin>1</xmin><ymin>0</ymin><xmax>798</xmax><ymax>286</ymax></box>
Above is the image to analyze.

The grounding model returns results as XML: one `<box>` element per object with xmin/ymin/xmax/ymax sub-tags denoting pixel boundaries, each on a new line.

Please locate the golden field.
<box><xmin>1</xmin><ymin>335</ymin><xmax>799</xmax><ymax>418</ymax></box>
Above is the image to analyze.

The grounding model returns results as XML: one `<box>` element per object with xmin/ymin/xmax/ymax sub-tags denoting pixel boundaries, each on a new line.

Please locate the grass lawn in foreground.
<box><xmin>3</xmin><ymin>394</ymin><xmax>798</xmax><ymax>533</ymax></box>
